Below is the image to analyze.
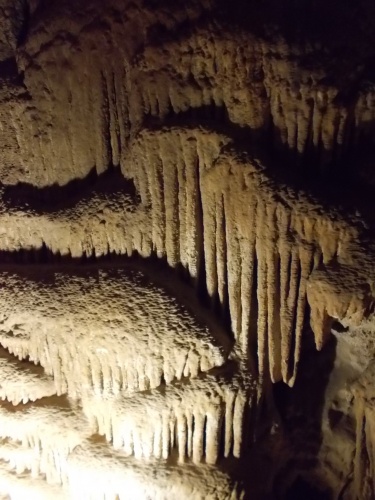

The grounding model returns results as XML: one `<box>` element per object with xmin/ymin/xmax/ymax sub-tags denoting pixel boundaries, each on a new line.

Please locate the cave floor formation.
<box><xmin>2</xmin><ymin>0</ymin><xmax>375</xmax><ymax>499</ymax></box>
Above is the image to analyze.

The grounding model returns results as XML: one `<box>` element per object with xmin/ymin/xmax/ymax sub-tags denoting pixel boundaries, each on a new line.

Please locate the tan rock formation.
<box><xmin>1</xmin><ymin>0</ymin><xmax>375</xmax><ymax>498</ymax></box>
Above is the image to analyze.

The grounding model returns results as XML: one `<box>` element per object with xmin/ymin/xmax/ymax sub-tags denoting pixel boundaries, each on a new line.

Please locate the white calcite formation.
<box><xmin>0</xmin><ymin>468</ymin><xmax>67</xmax><ymax>500</ymax></box>
<box><xmin>0</xmin><ymin>126</ymin><xmax>373</xmax><ymax>388</ymax></box>
<box><xmin>67</xmin><ymin>442</ymin><xmax>244</xmax><ymax>500</ymax></box>
<box><xmin>123</xmin><ymin>127</ymin><xmax>375</xmax><ymax>386</ymax></box>
<box><xmin>0</xmin><ymin>400</ymin><xmax>89</xmax><ymax>484</ymax></box>
<box><xmin>0</xmin><ymin>267</ymin><xmax>231</xmax><ymax>397</ymax></box>
<box><xmin>82</xmin><ymin>372</ymin><xmax>251</xmax><ymax>465</ymax></box>
<box><xmin>0</xmin><ymin>346</ymin><xmax>56</xmax><ymax>405</ymax></box>
<box><xmin>0</xmin><ymin>180</ymin><xmax>149</xmax><ymax>258</ymax></box>
<box><xmin>0</xmin><ymin>122</ymin><xmax>373</xmax><ymax>497</ymax></box>
<box><xmin>0</xmin><ymin>264</ymin><xmax>252</xmax><ymax>498</ymax></box>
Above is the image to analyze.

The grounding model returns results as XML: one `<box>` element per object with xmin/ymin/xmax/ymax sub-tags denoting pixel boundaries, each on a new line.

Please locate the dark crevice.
<box><xmin>328</xmin><ymin>409</ymin><xmax>345</xmax><ymax>429</ymax></box>
<box><xmin>2</xmin><ymin>164</ymin><xmax>139</xmax><ymax>213</ymax></box>
<box><xmin>273</xmin><ymin>333</ymin><xmax>337</xmax><ymax>499</ymax></box>
<box><xmin>195</xmin><ymin>194</ymin><xmax>231</xmax><ymax>336</ymax></box>
<box><xmin>331</xmin><ymin>320</ymin><xmax>349</xmax><ymax>334</ymax></box>
<box><xmin>0</xmin><ymin>247</ymin><xmax>122</xmax><ymax>266</ymax></box>
<box><xmin>202</xmin><ymin>415</ymin><xmax>208</xmax><ymax>462</ymax></box>
<box><xmin>273</xmin><ymin>253</ymin><xmax>282</xmax><ymax>376</ymax></box>
<box><xmin>141</xmin><ymin>102</ymin><xmax>241</xmax><ymax>141</ymax></box>
<box><xmin>17</xmin><ymin>0</ymin><xmax>31</xmax><ymax>47</ymax></box>
<box><xmin>217</xmin><ymin>402</ymin><xmax>227</xmax><ymax>459</ymax></box>
<box><xmin>101</xmin><ymin>70</ymin><xmax>113</xmax><ymax>166</ymax></box>
<box><xmin>285</xmin><ymin>476</ymin><xmax>332</xmax><ymax>500</ymax></box>
<box><xmin>0</xmin><ymin>57</ymin><xmax>23</xmax><ymax>85</ymax></box>
<box><xmin>0</xmin><ymin>345</ymin><xmax>46</xmax><ymax>375</ymax></box>
<box><xmin>157</xmin><ymin>158</ymin><xmax>166</xmax><ymax>257</ymax></box>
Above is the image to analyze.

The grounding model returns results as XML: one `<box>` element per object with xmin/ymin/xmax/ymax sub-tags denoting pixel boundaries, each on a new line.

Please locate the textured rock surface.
<box><xmin>1</xmin><ymin>0</ymin><xmax>375</xmax><ymax>498</ymax></box>
<box><xmin>0</xmin><ymin>267</ymin><xmax>231</xmax><ymax>396</ymax></box>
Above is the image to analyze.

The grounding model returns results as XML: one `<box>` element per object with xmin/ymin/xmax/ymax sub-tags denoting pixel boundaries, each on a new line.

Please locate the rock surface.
<box><xmin>1</xmin><ymin>0</ymin><xmax>375</xmax><ymax>498</ymax></box>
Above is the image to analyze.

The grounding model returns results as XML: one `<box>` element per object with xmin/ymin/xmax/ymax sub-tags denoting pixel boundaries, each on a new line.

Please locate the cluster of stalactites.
<box><xmin>0</xmin><ymin>268</ymin><xmax>231</xmax><ymax>398</ymax></box>
<box><xmin>4</xmin><ymin>10</ymin><xmax>375</xmax><ymax>186</ymax></box>
<box><xmin>0</xmin><ymin>269</ymin><xmax>256</xmax><ymax>499</ymax></box>
<box><xmin>82</xmin><ymin>374</ymin><xmax>252</xmax><ymax>465</ymax></box>
<box><xmin>0</xmin><ymin>265</ymin><xmax>254</xmax><ymax>496</ymax></box>
<box><xmin>0</xmin><ymin>126</ymin><xmax>366</xmax><ymax>386</ymax></box>
<box><xmin>123</xmin><ymin>127</ymin><xmax>360</xmax><ymax>385</ymax></box>
<box><xmin>0</xmin><ymin>396</ymin><xmax>245</xmax><ymax>498</ymax></box>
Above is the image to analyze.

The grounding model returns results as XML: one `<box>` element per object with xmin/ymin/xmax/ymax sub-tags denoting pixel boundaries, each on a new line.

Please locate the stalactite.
<box><xmin>265</xmin><ymin>203</ymin><xmax>281</xmax><ymax>383</ymax></box>
<box><xmin>0</xmin><ymin>402</ymin><xmax>88</xmax><ymax>485</ymax></box>
<box><xmin>307</xmin><ymin>262</ymin><xmax>373</xmax><ymax>350</ymax></box>
<box><xmin>0</xmin><ymin>348</ymin><xmax>56</xmax><ymax>405</ymax></box>
<box><xmin>288</xmin><ymin>245</ymin><xmax>314</xmax><ymax>385</ymax></box>
<box><xmin>3</xmin><ymin>7</ymin><xmax>375</xmax><ymax>189</ymax></box>
<box><xmin>66</xmin><ymin>442</ymin><xmax>245</xmax><ymax>499</ymax></box>
<box><xmin>201</xmin><ymin>186</ymin><xmax>218</xmax><ymax>298</ymax></box>
<box><xmin>0</xmin><ymin>125</ymin><xmax>364</xmax><ymax>387</ymax></box>
<box><xmin>182</xmin><ymin>138</ymin><xmax>201</xmax><ymax>277</ymax></box>
<box><xmin>0</xmin><ymin>467</ymin><xmax>66</xmax><ymax>500</ymax></box>
<box><xmin>225</xmin><ymin>191</ymin><xmax>242</xmax><ymax>342</ymax></box>
<box><xmin>0</xmin><ymin>183</ymin><xmax>150</xmax><ymax>260</ymax></box>
<box><xmin>255</xmin><ymin>207</ymin><xmax>269</xmax><ymax>383</ymax></box>
<box><xmin>1</xmin><ymin>1</ymin><xmax>375</xmax><ymax>498</ymax></box>
<box><xmin>81</xmin><ymin>373</ymin><xmax>253</xmax><ymax>465</ymax></box>
<box><xmin>0</xmin><ymin>268</ymin><xmax>230</xmax><ymax>398</ymax></box>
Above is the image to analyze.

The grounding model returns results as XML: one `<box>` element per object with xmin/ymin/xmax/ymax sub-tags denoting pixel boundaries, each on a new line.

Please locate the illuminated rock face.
<box><xmin>1</xmin><ymin>0</ymin><xmax>375</xmax><ymax>498</ymax></box>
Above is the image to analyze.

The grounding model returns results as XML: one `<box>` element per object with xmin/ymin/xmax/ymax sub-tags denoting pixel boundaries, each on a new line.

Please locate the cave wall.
<box><xmin>1</xmin><ymin>1</ymin><xmax>375</xmax><ymax>498</ymax></box>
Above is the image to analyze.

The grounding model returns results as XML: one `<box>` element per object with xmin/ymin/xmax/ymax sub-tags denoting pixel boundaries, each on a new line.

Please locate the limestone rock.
<box><xmin>1</xmin><ymin>0</ymin><xmax>375</xmax><ymax>498</ymax></box>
